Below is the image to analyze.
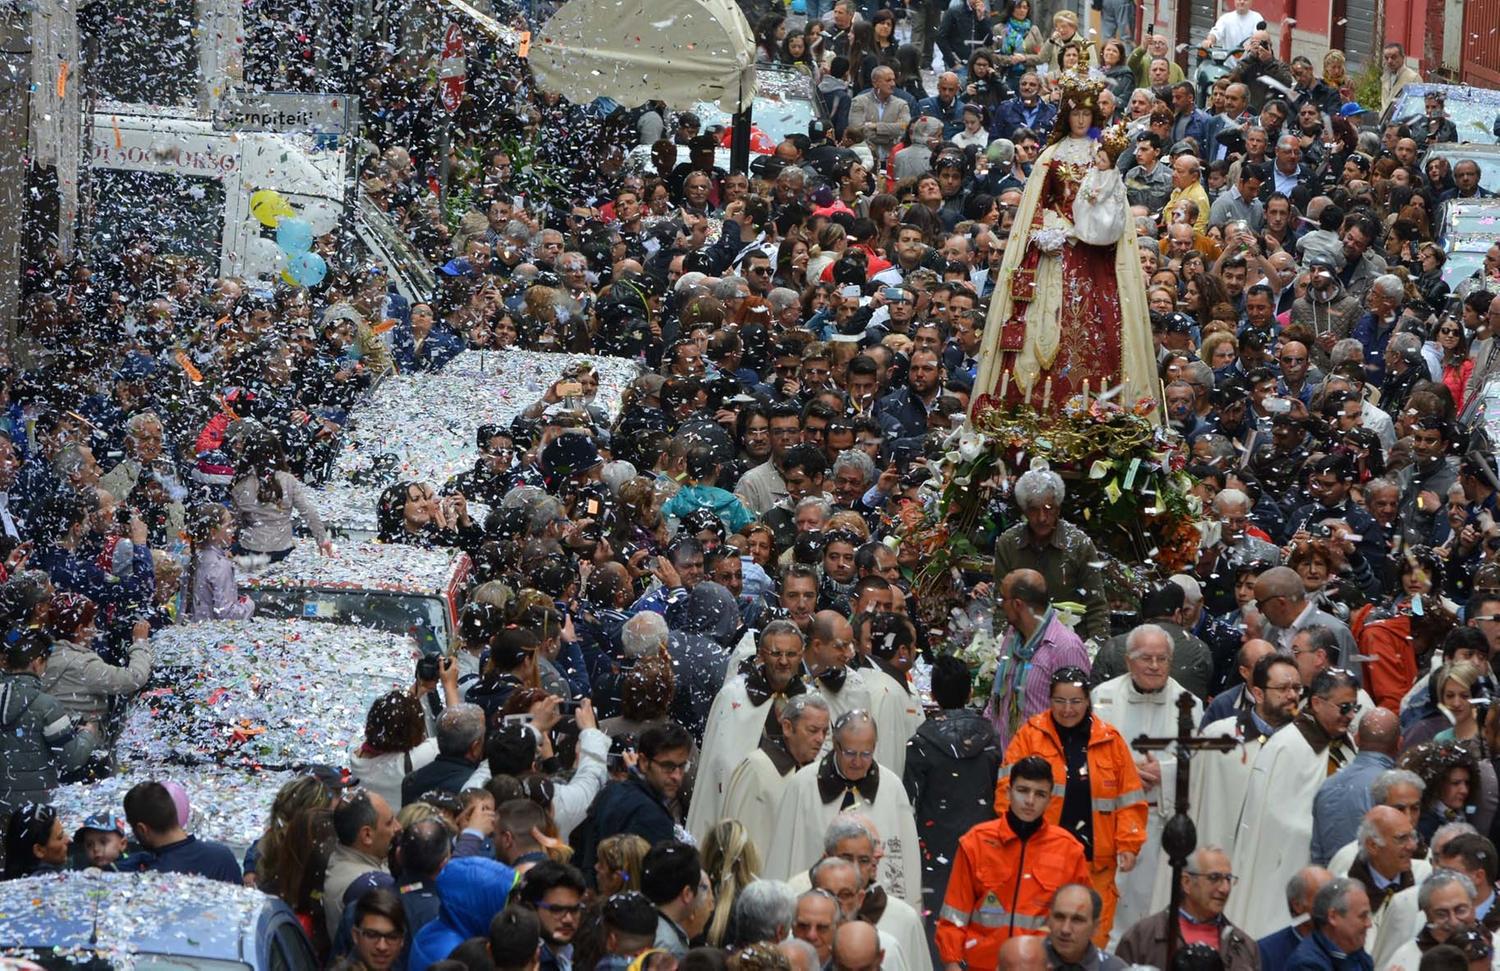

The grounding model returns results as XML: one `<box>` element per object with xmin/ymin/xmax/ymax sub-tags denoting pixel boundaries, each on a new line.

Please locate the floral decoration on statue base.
<box><xmin>901</xmin><ymin>391</ymin><xmax>1200</xmax><ymax>671</ymax></box>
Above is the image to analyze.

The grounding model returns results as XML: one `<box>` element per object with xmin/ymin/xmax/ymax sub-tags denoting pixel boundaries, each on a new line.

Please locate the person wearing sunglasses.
<box><xmin>1229</xmin><ymin>668</ymin><xmax>1363</xmax><ymax>939</ymax></box>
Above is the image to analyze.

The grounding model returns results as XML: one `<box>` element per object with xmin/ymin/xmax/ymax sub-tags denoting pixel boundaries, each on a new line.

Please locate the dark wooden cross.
<box><xmin>1131</xmin><ymin>692</ymin><xmax>1241</xmax><ymax>969</ymax></box>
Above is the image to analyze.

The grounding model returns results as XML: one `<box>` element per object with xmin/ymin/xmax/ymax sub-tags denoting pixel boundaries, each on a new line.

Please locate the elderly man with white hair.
<box><xmin>993</xmin><ymin>467</ymin><xmax>1110</xmax><ymax>641</ymax></box>
<box><xmin>1341</xmin><ymin>805</ymin><xmax>1431</xmax><ymax>960</ymax></box>
<box><xmin>1092</xmin><ymin>623</ymin><xmax>1202</xmax><ymax>939</ymax></box>
<box><xmin>733</xmin><ymin>879</ymin><xmax>799</xmax><ymax>947</ymax></box>
<box><xmin>1351</xmin><ymin>272</ymin><xmax>1405</xmax><ymax>382</ymax></box>
<box><xmin>1382</xmin><ymin>869</ymin><xmax>1479</xmax><ymax>970</ymax></box>
<box><xmin>766</xmin><ymin>710</ymin><xmax>923</xmax><ymax>905</ymax></box>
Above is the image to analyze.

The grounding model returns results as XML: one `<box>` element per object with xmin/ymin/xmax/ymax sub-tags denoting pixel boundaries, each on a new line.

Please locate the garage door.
<box><xmin>1344</xmin><ymin>0</ymin><xmax>1379</xmax><ymax>69</ymax></box>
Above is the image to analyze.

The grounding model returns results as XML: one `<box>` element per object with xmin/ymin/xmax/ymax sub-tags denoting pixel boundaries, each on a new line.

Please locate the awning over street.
<box><xmin>529</xmin><ymin>0</ymin><xmax>757</xmax><ymax>113</ymax></box>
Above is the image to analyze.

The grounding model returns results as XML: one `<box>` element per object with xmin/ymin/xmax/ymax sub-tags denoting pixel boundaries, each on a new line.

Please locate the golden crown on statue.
<box><xmin>1056</xmin><ymin>70</ymin><xmax>1108</xmax><ymax>114</ymax></box>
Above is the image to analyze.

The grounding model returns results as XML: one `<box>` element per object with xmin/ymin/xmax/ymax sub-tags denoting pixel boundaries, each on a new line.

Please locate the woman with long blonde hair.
<box><xmin>701</xmin><ymin>819</ymin><xmax>763</xmax><ymax>947</ymax></box>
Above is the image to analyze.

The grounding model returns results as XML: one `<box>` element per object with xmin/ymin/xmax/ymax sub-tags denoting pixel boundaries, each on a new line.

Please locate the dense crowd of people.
<box><xmin>5</xmin><ymin>2</ymin><xmax>1500</xmax><ymax>970</ymax></box>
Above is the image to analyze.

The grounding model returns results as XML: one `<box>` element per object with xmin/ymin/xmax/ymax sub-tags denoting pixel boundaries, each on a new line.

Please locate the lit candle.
<box><xmin>1082</xmin><ymin>378</ymin><xmax>1090</xmax><ymax>410</ymax></box>
<box><xmin>1043</xmin><ymin>376</ymin><xmax>1053</xmax><ymax>412</ymax></box>
<box><xmin>1000</xmin><ymin>368</ymin><xmax>1010</xmax><ymax>402</ymax></box>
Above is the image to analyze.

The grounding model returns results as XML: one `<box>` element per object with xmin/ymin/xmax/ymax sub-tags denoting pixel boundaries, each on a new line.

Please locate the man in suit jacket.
<box><xmin>847</xmin><ymin>66</ymin><xmax>911</xmax><ymax>166</ymax></box>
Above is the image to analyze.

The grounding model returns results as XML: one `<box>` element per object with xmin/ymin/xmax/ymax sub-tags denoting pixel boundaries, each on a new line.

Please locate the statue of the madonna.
<box><xmin>973</xmin><ymin>72</ymin><xmax>1160</xmax><ymax>414</ymax></box>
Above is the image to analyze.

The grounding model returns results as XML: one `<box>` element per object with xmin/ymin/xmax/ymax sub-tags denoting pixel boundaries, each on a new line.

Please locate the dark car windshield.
<box><xmin>248</xmin><ymin>588</ymin><xmax>448</xmax><ymax>654</ymax></box>
<box><xmin>1391</xmin><ymin>90</ymin><xmax>1500</xmax><ymax>145</ymax></box>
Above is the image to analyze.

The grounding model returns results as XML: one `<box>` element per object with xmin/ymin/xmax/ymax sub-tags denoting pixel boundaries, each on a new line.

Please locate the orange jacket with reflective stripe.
<box><xmin>936</xmin><ymin>814</ymin><xmax>1090</xmax><ymax>966</ymax></box>
<box><xmin>995</xmin><ymin>710</ymin><xmax>1149</xmax><ymax>863</ymax></box>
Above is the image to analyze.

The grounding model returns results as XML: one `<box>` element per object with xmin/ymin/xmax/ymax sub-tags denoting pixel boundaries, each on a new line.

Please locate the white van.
<box><xmin>86</xmin><ymin>102</ymin><xmax>433</xmax><ymax>303</ymax></box>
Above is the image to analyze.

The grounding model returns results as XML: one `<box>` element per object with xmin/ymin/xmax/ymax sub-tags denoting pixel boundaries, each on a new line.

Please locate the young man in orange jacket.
<box><xmin>936</xmin><ymin>755</ymin><xmax>1090</xmax><ymax>970</ymax></box>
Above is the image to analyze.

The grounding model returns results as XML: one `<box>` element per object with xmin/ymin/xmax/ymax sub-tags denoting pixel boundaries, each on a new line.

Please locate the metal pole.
<box><xmin>730</xmin><ymin>70</ymin><xmax>750</xmax><ymax>175</ymax></box>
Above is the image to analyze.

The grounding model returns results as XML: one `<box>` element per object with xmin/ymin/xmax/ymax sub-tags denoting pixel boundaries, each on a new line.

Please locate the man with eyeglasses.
<box><xmin>1116</xmin><ymin>845</ymin><xmax>1260</xmax><ymax>968</ymax></box>
<box><xmin>767</xmin><ymin>710</ymin><xmax>923</xmax><ymax>907</ymax></box>
<box><xmin>741</xmin><ymin>250</ymin><xmax>775</xmax><ymax>297</ymax></box>
<box><xmin>687</xmin><ymin>620</ymin><xmax>807</xmax><ymax>843</ymax></box>
<box><xmin>1092</xmin><ymin>624</ymin><xmax>1202</xmax><ymax>935</ymax></box>
<box><xmin>1430</xmin><ymin>833</ymin><xmax>1500</xmax><ymax>935</ymax></box>
<box><xmin>518</xmin><ymin>860</ymin><xmax>589</xmax><ymax>971</ymax></box>
<box><xmin>809</xmin><ymin>856</ymin><xmax>917</xmax><ymax>971</ymax></box>
<box><xmin>1229</xmin><ymin>668</ymin><xmax>1363</xmax><ymax>938</ymax></box>
<box><xmin>440</xmin><ymin>424</ymin><xmax>516</xmax><ymax>510</ymax></box>
<box><xmin>1187</xmin><ymin>653</ymin><xmax>1300</xmax><ymax>864</ymax></box>
<box><xmin>1383</xmin><ymin>870</ymin><xmax>1486</xmax><ymax>970</ymax></box>
<box><xmin>586</xmin><ymin>723</ymin><xmax>693</xmax><ymax>857</ymax></box>
<box><xmin>793</xmin><ymin>890</ymin><xmax>842</xmax><ymax>965</ymax></box>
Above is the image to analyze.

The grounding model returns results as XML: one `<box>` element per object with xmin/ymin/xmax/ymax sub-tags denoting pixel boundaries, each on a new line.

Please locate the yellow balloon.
<box><xmin>250</xmin><ymin>189</ymin><xmax>295</xmax><ymax>228</ymax></box>
<box><xmin>280</xmin><ymin>268</ymin><xmax>298</xmax><ymax>286</ymax></box>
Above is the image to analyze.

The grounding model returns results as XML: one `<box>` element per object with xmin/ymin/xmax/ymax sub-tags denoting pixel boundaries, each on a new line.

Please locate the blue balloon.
<box><xmin>276</xmin><ymin>217</ymin><xmax>315</xmax><ymax>254</ymax></box>
<box><xmin>288</xmin><ymin>251</ymin><xmax>327</xmax><ymax>287</ymax></box>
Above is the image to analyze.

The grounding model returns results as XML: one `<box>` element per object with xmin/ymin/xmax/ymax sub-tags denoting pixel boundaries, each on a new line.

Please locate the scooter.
<box><xmin>1194</xmin><ymin>44</ymin><xmax>1244</xmax><ymax>108</ymax></box>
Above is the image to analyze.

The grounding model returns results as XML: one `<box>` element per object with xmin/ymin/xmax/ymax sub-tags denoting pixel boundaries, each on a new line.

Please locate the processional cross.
<box><xmin>1131</xmin><ymin>693</ymin><xmax>1241</xmax><ymax>970</ymax></box>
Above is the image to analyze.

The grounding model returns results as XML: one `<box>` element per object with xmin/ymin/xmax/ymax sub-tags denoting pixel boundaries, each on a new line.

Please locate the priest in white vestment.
<box><xmin>1150</xmin><ymin>652</ymin><xmax>1302</xmax><ymax>910</ymax></box>
<box><xmin>766</xmin><ymin>710</ymin><xmax>923</xmax><ymax>904</ymax></box>
<box><xmin>1090</xmin><ymin>623</ymin><xmax>1201</xmax><ymax>939</ymax></box>
<box><xmin>687</xmin><ymin>620</ymin><xmax>810</xmax><ymax>842</ymax></box>
<box><xmin>857</xmin><ymin>612</ymin><xmax>928</xmax><ymax>775</ymax></box>
<box><xmin>1342</xmin><ymin>805</ymin><xmax>1432</xmax><ymax>967</ymax></box>
<box><xmin>722</xmin><ymin>694</ymin><xmax>832</xmax><ymax>862</ymax></box>
<box><xmin>809</xmin><ymin>819</ymin><xmax>933</xmax><ymax>971</ymax></box>
<box><xmin>806</xmin><ymin>610</ymin><xmax>874</xmax><ymax>721</ymax></box>
<box><xmin>1228</xmin><ymin>668</ymin><xmax>1362</xmax><ymax>939</ymax></box>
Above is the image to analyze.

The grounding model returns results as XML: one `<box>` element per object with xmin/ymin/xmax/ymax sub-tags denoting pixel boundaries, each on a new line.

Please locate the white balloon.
<box><xmin>243</xmin><ymin>234</ymin><xmax>288</xmax><ymax>278</ymax></box>
<box><xmin>302</xmin><ymin>199</ymin><xmax>341</xmax><ymax>236</ymax></box>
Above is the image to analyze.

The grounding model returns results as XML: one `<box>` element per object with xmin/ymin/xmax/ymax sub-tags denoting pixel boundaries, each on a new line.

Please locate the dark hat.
<box><xmin>603</xmin><ymin>892</ymin><xmax>659</xmax><ymax>936</ymax></box>
<box><xmin>541</xmin><ymin>432</ymin><xmax>602</xmax><ymax>479</ymax></box>
<box><xmin>1163</xmin><ymin>312</ymin><xmax>1194</xmax><ymax>334</ymax></box>
<box><xmin>750</xmin><ymin>154</ymin><xmax>788</xmax><ymax>179</ymax></box>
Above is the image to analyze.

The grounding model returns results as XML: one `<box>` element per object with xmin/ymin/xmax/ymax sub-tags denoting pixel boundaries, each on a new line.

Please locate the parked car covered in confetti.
<box><xmin>240</xmin><ymin>540</ymin><xmax>471</xmax><ymax>654</ymax></box>
<box><xmin>48</xmin><ymin>619</ymin><xmax>419</xmax><ymax>858</ymax></box>
<box><xmin>119</xmin><ymin>619</ymin><xmax>416</xmax><ymax>768</ymax></box>
<box><xmin>0</xmin><ymin>871</ymin><xmax>317</xmax><ymax>971</ymax></box>
<box><xmin>310</xmin><ymin>349</ymin><xmax>636</xmax><ymax>538</ymax></box>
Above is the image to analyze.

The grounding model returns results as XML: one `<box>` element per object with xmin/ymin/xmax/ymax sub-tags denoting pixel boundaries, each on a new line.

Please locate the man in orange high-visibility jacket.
<box><xmin>937</xmin><ymin>755</ymin><xmax>1089</xmax><ymax>971</ymax></box>
<box><xmin>998</xmin><ymin>671</ymin><xmax>1150</xmax><ymax>946</ymax></box>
